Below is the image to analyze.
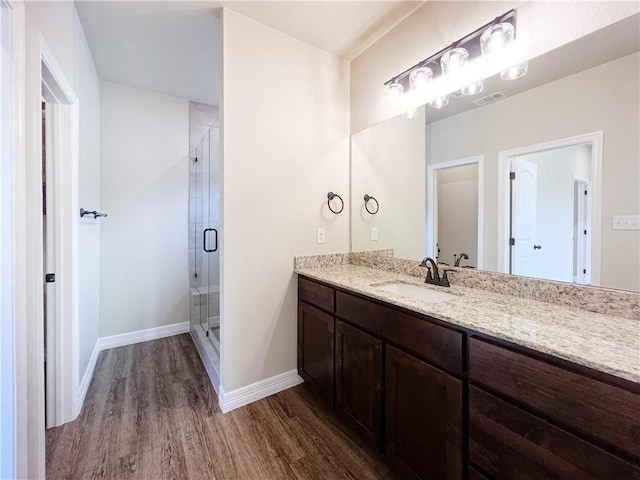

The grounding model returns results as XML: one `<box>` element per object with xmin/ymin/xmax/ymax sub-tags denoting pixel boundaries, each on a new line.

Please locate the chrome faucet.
<box><xmin>454</xmin><ymin>253</ymin><xmax>469</xmax><ymax>267</ymax></box>
<box><xmin>419</xmin><ymin>257</ymin><xmax>450</xmax><ymax>287</ymax></box>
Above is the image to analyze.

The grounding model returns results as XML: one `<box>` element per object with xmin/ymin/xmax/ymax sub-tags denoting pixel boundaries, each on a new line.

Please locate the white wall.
<box><xmin>100</xmin><ymin>81</ymin><xmax>189</xmax><ymax>337</ymax></box>
<box><xmin>351</xmin><ymin>108</ymin><xmax>425</xmax><ymax>259</ymax></box>
<box><xmin>350</xmin><ymin>1</ymin><xmax>640</xmax><ymax>133</ymax></box>
<box><xmin>427</xmin><ymin>53</ymin><xmax>639</xmax><ymax>291</ymax></box>
<box><xmin>221</xmin><ymin>9</ymin><xmax>350</xmax><ymax>392</ymax></box>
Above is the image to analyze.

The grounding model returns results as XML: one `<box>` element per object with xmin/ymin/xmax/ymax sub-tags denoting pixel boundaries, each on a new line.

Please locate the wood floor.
<box><xmin>46</xmin><ymin>334</ymin><xmax>395</xmax><ymax>479</ymax></box>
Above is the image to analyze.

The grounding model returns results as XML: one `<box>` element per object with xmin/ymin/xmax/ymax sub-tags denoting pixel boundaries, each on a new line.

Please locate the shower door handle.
<box><xmin>203</xmin><ymin>228</ymin><xmax>218</xmax><ymax>253</ymax></box>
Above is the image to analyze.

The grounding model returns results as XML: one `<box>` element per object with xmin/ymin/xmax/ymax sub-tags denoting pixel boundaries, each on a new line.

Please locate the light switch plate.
<box><xmin>612</xmin><ymin>215</ymin><xmax>640</xmax><ymax>230</ymax></box>
<box><xmin>371</xmin><ymin>227</ymin><xmax>378</xmax><ymax>241</ymax></box>
<box><xmin>316</xmin><ymin>228</ymin><xmax>326</xmax><ymax>244</ymax></box>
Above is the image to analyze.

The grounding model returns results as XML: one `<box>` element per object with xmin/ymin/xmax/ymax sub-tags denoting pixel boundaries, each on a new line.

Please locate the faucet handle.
<box><xmin>441</xmin><ymin>270</ymin><xmax>450</xmax><ymax>287</ymax></box>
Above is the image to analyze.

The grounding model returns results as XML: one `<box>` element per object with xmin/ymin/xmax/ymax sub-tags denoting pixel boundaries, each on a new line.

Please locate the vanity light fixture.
<box><xmin>385</xmin><ymin>9</ymin><xmax>527</xmax><ymax>111</ymax></box>
<box><xmin>429</xmin><ymin>96</ymin><xmax>449</xmax><ymax>109</ymax></box>
<box><xmin>386</xmin><ymin>80</ymin><xmax>404</xmax><ymax>106</ymax></box>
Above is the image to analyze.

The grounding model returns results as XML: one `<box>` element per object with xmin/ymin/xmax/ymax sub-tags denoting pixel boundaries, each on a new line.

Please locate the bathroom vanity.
<box><xmin>295</xmin><ymin>256</ymin><xmax>640</xmax><ymax>480</ymax></box>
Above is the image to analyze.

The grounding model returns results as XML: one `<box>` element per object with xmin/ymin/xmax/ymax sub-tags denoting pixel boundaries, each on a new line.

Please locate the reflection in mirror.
<box><xmin>350</xmin><ymin>14</ymin><xmax>640</xmax><ymax>292</ymax></box>
<box><xmin>434</xmin><ymin>163</ymin><xmax>479</xmax><ymax>269</ymax></box>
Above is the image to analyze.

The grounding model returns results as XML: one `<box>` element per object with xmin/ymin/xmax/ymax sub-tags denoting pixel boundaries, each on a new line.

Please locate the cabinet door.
<box><xmin>298</xmin><ymin>302</ymin><xmax>334</xmax><ymax>405</ymax></box>
<box><xmin>335</xmin><ymin>320</ymin><xmax>382</xmax><ymax>450</ymax></box>
<box><xmin>386</xmin><ymin>345</ymin><xmax>462</xmax><ymax>480</ymax></box>
<box><xmin>469</xmin><ymin>386</ymin><xmax>640</xmax><ymax>480</ymax></box>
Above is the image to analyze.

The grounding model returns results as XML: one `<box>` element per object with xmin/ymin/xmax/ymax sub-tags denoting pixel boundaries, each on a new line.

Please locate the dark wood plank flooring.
<box><xmin>46</xmin><ymin>334</ymin><xmax>394</xmax><ymax>479</ymax></box>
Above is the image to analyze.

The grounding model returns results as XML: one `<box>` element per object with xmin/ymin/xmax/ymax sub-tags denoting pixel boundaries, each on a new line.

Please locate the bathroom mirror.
<box><xmin>351</xmin><ymin>15</ymin><xmax>640</xmax><ymax>292</ymax></box>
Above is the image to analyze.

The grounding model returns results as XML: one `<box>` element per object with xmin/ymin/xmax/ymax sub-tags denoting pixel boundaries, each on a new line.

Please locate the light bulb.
<box><xmin>429</xmin><ymin>95</ymin><xmax>449</xmax><ymax>109</ymax></box>
<box><xmin>409</xmin><ymin>66</ymin><xmax>433</xmax><ymax>92</ymax></box>
<box><xmin>480</xmin><ymin>22</ymin><xmax>515</xmax><ymax>56</ymax></box>
<box><xmin>501</xmin><ymin>62</ymin><xmax>528</xmax><ymax>80</ymax></box>
<box><xmin>441</xmin><ymin>47</ymin><xmax>469</xmax><ymax>75</ymax></box>
<box><xmin>404</xmin><ymin>107</ymin><xmax>419</xmax><ymax>119</ymax></box>
<box><xmin>386</xmin><ymin>81</ymin><xmax>404</xmax><ymax>105</ymax></box>
<box><xmin>461</xmin><ymin>80</ymin><xmax>484</xmax><ymax>96</ymax></box>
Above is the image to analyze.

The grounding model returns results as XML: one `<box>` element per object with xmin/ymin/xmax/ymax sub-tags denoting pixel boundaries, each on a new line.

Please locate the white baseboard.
<box><xmin>219</xmin><ymin>369</ymin><xmax>303</xmax><ymax>413</ymax></box>
<box><xmin>98</xmin><ymin>321</ymin><xmax>190</xmax><ymax>350</ymax></box>
<box><xmin>77</xmin><ymin>340</ymin><xmax>100</xmax><ymax>413</ymax></box>
<box><xmin>78</xmin><ymin>322</ymin><xmax>190</xmax><ymax>411</ymax></box>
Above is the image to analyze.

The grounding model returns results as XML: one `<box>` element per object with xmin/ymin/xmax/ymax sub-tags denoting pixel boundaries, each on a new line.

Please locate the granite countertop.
<box><xmin>295</xmin><ymin>264</ymin><xmax>640</xmax><ymax>384</ymax></box>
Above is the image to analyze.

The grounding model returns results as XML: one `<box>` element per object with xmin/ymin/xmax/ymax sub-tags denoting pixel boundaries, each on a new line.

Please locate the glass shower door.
<box><xmin>189</xmin><ymin>126</ymin><xmax>220</xmax><ymax>346</ymax></box>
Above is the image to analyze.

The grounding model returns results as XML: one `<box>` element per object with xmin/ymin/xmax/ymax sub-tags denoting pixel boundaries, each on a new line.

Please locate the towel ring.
<box><xmin>327</xmin><ymin>192</ymin><xmax>344</xmax><ymax>214</ymax></box>
<box><xmin>363</xmin><ymin>194</ymin><xmax>379</xmax><ymax>215</ymax></box>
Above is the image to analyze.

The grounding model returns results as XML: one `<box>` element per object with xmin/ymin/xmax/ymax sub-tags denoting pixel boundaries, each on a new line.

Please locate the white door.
<box><xmin>574</xmin><ymin>178</ymin><xmax>591</xmax><ymax>284</ymax></box>
<box><xmin>511</xmin><ymin>158</ymin><xmax>538</xmax><ymax>277</ymax></box>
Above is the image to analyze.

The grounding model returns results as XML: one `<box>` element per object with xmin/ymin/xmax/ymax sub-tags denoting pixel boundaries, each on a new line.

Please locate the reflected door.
<box><xmin>511</xmin><ymin>158</ymin><xmax>538</xmax><ymax>277</ymax></box>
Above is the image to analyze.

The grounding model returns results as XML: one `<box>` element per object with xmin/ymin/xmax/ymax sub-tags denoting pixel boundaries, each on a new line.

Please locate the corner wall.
<box><xmin>99</xmin><ymin>81</ymin><xmax>189</xmax><ymax>337</ymax></box>
<box><xmin>221</xmin><ymin>9</ymin><xmax>350</xmax><ymax>393</ymax></box>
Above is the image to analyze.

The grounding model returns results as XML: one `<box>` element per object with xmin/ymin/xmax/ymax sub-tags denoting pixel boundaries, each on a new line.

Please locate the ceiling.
<box><xmin>75</xmin><ymin>1</ymin><xmax>424</xmax><ymax>106</ymax></box>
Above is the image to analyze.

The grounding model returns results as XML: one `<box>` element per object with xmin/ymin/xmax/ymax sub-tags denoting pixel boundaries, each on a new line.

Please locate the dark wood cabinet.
<box><xmin>297</xmin><ymin>275</ymin><xmax>640</xmax><ymax>480</ymax></box>
<box><xmin>469</xmin><ymin>386</ymin><xmax>640</xmax><ymax>480</ymax></box>
<box><xmin>385</xmin><ymin>344</ymin><xmax>462</xmax><ymax>480</ymax></box>
<box><xmin>335</xmin><ymin>319</ymin><xmax>382</xmax><ymax>450</ymax></box>
<box><xmin>297</xmin><ymin>301</ymin><xmax>334</xmax><ymax>405</ymax></box>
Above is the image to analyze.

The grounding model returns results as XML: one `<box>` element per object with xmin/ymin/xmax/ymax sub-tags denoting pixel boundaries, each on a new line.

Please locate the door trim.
<box><xmin>426</xmin><ymin>155</ymin><xmax>484</xmax><ymax>269</ymax></box>
<box><xmin>497</xmin><ymin>132</ymin><xmax>603</xmax><ymax>285</ymax></box>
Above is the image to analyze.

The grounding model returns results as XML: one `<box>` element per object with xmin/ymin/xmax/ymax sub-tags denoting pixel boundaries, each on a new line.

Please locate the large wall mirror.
<box><xmin>351</xmin><ymin>14</ymin><xmax>640</xmax><ymax>292</ymax></box>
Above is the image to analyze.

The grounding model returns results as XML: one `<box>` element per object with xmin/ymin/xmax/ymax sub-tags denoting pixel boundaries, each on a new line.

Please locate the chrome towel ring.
<box><xmin>364</xmin><ymin>194</ymin><xmax>379</xmax><ymax>215</ymax></box>
<box><xmin>327</xmin><ymin>192</ymin><xmax>344</xmax><ymax>214</ymax></box>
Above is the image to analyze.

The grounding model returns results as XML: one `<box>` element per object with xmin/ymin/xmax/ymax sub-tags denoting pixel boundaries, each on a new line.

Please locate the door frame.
<box><xmin>426</xmin><ymin>155</ymin><xmax>484</xmax><ymax>269</ymax></box>
<box><xmin>497</xmin><ymin>132</ymin><xmax>603</xmax><ymax>285</ymax></box>
<box><xmin>22</xmin><ymin>27</ymin><xmax>80</xmax><ymax>473</ymax></box>
<box><xmin>1</xmin><ymin>1</ymin><xmax>24</xmax><ymax>478</ymax></box>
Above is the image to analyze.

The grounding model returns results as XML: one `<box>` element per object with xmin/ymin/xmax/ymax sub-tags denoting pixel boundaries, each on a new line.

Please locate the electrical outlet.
<box><xmin>371</xmin><ymin>227</ymin><xmax>378</xmax><ymax>241</ymax></box>
<box><xmin>316</xmin><ymin>228</ymin><xmax>326</xmax><ymax>244</ymax></box>
<box><xmin>613</xmin><ymin>215</ymin><xmax>640</xmax><ymax>230</ymax></box>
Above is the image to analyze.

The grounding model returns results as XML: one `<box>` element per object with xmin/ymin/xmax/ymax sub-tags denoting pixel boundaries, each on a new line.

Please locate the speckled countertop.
<box><xmin>295</xmin><ymin>264</ymin><xmax>640</xmax><ymax>384</ymax></box>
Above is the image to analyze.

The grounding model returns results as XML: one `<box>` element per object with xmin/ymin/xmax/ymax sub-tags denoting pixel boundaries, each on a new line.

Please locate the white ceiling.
<box><xmin>75</xmin><ymin>1</ymin><xmax>424</xmax><ymax>106</ymax></box>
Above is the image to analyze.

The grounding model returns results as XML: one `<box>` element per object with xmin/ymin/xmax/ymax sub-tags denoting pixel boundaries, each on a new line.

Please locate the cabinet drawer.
<box><xmin>336</xmin><ymin>291</ymin><xmax>462</xmax><ymax>374</ymax></box>
<box><xmin>469</xmin><ymin>386</ymin><xmax>640</xmax><ymax>480</ymax></box>
<box><xmin>299</xmin><ymin>277</ymin><xmax>334</xmax><ymax>312</ymax></box>
<box><xmin>469</xmin><ymin>338</ymin><xmax>640</xmax><ymax>461</ymax></box>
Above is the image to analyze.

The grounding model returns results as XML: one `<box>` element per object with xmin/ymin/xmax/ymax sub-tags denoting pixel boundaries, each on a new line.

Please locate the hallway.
<box><xmin>45</xmin><ymin>335</ymin><xmax>394</xmax><ymax>479</ymax></box>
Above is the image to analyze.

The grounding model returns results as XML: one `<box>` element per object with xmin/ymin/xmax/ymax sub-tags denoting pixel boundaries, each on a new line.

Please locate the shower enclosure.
<box><xmin>189</xmin><ymin>117</ymin><xmax>221</xmax><ymax>383</ymax></box>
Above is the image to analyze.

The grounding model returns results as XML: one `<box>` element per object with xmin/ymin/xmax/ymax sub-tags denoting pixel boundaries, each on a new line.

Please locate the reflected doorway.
<box><xmin>427</xmin><ymin>156</ymin><xmax>484</xmax><ymax>269</ymax></box>
<box><xmin>498</xmin><ymin>132</ymin><xmax>602</xmax><ymax>285</ymax></box>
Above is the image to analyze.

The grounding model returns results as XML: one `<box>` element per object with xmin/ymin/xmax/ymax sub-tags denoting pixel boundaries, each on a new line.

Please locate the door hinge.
<box><xmin>45</xmin><ymin>273</ymin><xmax>55</xmax><ymax>283</ymax></box>
<box><xmin>510</xmin><ymin>238</ymin><xmax>515</xmax><ymax>246</ymax></box>
<box><xmin>584</xmin><ymin>189</ymin><xmax>588</xmax><ymax>195</ymax></box>
<box><xmin>583</xmin><ymin>269</ymin><xmax>587</xmax><ymax>274</ymax></box>
<box><xmin>510</xmin><ymin>172</ymin><xmax>516</xmax><ymax>180</ymax></box>
<box><xmin>584</xmin><ymin>229</ymin><xmax>587</xmax><ymax>235</ymax></box>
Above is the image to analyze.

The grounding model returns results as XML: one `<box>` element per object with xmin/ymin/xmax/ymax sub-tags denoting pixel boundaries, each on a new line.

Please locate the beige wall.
<box><xmin>351</xmin><ymin>108</ymin><xmax>425</xmax><ymax>259</ymax></box>
<box><xmin>221</xmin><ymin>9</ymin><xmax>350</xmax><ymax>392</ymax></box>
<box><xmin>99</xmin><ymin>82</ymin><xmax>189</xmax><ymax>337</ymax></box>
<box><xmin>350</xmin><ymin>1</ymin><xmax>640</xmax><ymax>133</ymax></box>
<box><xmin>427</xmin><ymin>53</ymin><xmax>639</xmax><ymax>291</ymax></box>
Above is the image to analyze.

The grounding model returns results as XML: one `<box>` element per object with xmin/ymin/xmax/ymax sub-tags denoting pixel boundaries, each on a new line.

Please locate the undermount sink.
<box><xmin>373</xmin><ymin>282</ymin><xmax>456</xmax><ymax>304</ymax></box>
